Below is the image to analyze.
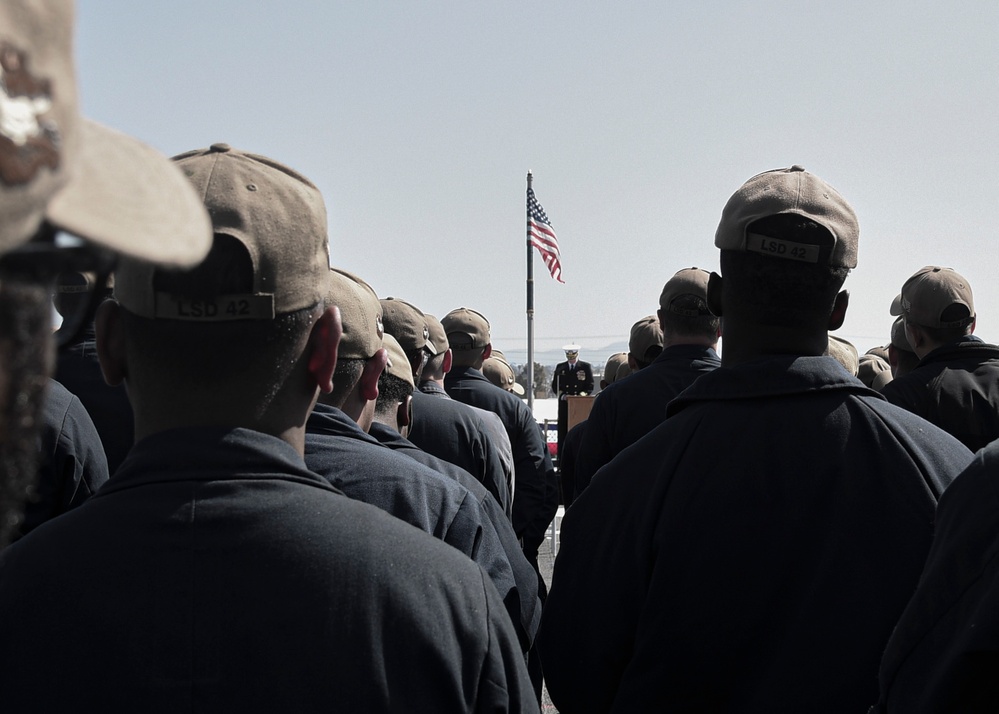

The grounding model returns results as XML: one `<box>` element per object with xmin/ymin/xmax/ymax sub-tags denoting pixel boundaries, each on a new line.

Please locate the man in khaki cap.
<box><xmin>575</xmin><ymin>269</ymin><xmax>720</xmax><ymax>497</ymax></box>
<box><xmin>541</xmin><ymin>166</ymin><xmax>972</xmax><ymax>713</ymax></box>
<box><xmin>305</xmin><ymin>271</ymin><xmax>540</xmax><ymax>661</ymax></box>
<box><xmin>0</xmin><ymin>145</ymin><xmax>536</xmax><ymax>712</ymax></box>
<box><xmin>0</xmin><ymin>0</ymin><xmax>212</xmax><ymax>546</ymax></box>
<box><xmin>881</xmin><ymin>266</ymin><xmax>999</xmax><ymax>451</ymax></box>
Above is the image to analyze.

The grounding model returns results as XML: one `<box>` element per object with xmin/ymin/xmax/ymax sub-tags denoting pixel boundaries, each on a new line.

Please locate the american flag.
<box><xmin>528</xmin><ymin>187</ymin><xmax>564</xmax><ymax>283</ymax></box>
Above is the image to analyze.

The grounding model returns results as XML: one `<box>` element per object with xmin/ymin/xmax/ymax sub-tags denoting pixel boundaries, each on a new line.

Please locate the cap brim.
<box><xmin>45</xmin><ymin>120</ymin><xmax>212</xmax><ymax>266</ymax></box>
<box><xmin>511</xmin><ymin>382</ymin><xmax>525</xmax><ymax>395</ymax></box>
<box><xmin>889</xmin><ymin>294</ymin><xmax>903</xmax><ymax>316</ymax></box>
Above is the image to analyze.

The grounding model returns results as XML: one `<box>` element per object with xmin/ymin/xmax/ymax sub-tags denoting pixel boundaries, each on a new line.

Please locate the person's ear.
<box><xmin>95</xmin><ymin>300</ymin><xmax>127</xmax><ymax>387</ymax></box>
<box><xmin>969</xmin><ymin>317</ymin><xmax>977</xmax><ymax>335</ymax></box>
<box><xmin>627</xmin><ymin>354</ymin><xmax>638</xmax><ymax>371</ymax></box>
<box><xmin>359</xmin><ymin>348</ymin><xmax>388</xmax><ymax>402</ymax></box>
<box><xmin>396</xmin><ymin>394</ymin><xmax>412</xmax><ymax>429</ymax></box>
<box><xmin>828</xmin><ymin>290</ymin><xmax>849</xmax><ymax>331</ymax></box>
<box><xmin>482</xmin><ymin>343</ymin><xmax>492</xmax><ymax>361</ymax></box>
<box><xmin>707</xmin><ymin>272</ymin><xmax>723</xmax><ymax>317</ymax></box>
<box><xmin>308</xmin><ymin>306</ymin><xmax>341</xmax><ymax>394</ymax></box>
<box><xmin>442</xmin><ymin>348</ymin><xmax>453</xmax><ymax>374</ymax></box>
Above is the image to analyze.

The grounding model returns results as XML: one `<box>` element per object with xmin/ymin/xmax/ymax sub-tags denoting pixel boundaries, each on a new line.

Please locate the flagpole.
<box><xmin>526</xmin><ymin>170</ymin><xmax>535</xmax><ymax>412</ymax></box>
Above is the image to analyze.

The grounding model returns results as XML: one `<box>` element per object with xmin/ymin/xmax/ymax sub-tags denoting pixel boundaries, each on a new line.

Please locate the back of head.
<box><xmin>442</xmin><ymin>307</ymin><xmax>490</xmax><ymax>367</ymax></box>
<box><xmin>601</xmin><ymin>352</ymin><xmax>629</xmax><ymax>388</ymax></box>
<box><xmin>327</xmin><ymin>268</ymin><xmax>384</xmax><ymax>407</ymax></box>
<box><xmin>114</xmin><ymin>144</ymin><xmax>330</xmax><ymax>409</ymax></box>
<box><xmin>421</xmin><ymin>313</ymin><xmax>450</xmax><ymax>381</ymax></box>
<box><xmin>658</xmin><ymin>267</ymin><xmax>719</xmax><ymax>342</ymax></box>
<box><xmin>890</xmin><ymin>266</ymin><xmax>975</xmax><ymax>343</ymax></box>
<box><xmin>375</xmin><ymin>333</ymin><xmax>415</xmax><ymax>422</ymax></box>
<box><xmin>629</xmin><ymin>315</ymin><xmax>663</xmax><ymax>369</ymax></box>
<box><xmin>380</xmin><ymin>297</ymin><xmax>436</xmax><ymax>380</ymax></box>
<box><xmin>482</xmin><ymin>354</ymin><xmax>524</xmax><ymax>395</ymax></box>
<box><xmin>715</xmin><ymin>166</ymin><xmax>856</xmax><ymax>332</ymax></box>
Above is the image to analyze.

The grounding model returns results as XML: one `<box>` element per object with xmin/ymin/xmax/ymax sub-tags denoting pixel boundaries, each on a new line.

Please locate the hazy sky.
<box><xmin>75</xmin><ymin>1</ymin><xmax>999</xmax><ymax>360</ymax></box>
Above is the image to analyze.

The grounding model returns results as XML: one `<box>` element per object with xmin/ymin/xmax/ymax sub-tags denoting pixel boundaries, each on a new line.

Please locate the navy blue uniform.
<box><xmin>408</xmin><ymin>387</ymin><xmax>511</xmax><ymax>515</ymax></box>
<box><xmin>18</xmin><ymin>380</ymin><xmax>109</xmax><ymax>540</ymax></box>
<box><xmin>54</xmin><ymin>327</ymin><xmax>134</xmax><ymax>473</ymax></box>
<box><xmin>880</xmin><ymin>335</ymin><xmax>999</xmax><ymax>452</ymax></box>
<box><xmin>446</xmin><ymin>366</ymin><xmax>558</xmax><ymax>558</ymax></box>
<box><xmin>306</xmin><ymin>404</ymin><xmax>539</xmax><ymax>651</ymax></box>
<box><xmin>873</xmin><ymin>440</ymin><xmax>999</xmax><ymax>713</ymax></box>
<box><xmin>0</xmin><ymin>427</ymin><xmax>536</xmax><ymax>712</ymax></box>
<box><xmin>540</xmin><ymin>356</ymin><xmax>972</xmax><ymax>713</ymax></box>
<box><xmin>575</xmin><ymin>344</ymin><xmax>719</xmax><ymax>496</ymax></box>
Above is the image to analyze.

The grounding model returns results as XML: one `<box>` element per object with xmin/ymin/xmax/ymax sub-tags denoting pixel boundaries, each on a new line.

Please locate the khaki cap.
<box><xmin>115</xmin><ymin>144</ymin><xmax>330</xmax><ymax>321</ymax></box>
<box><xmin>602</xmin><ymin>352</ymin><xmax>628</xmax><ymax>385</ymax></box>
<box><xmin>482</xmin><ymin>355</ymin><xmax>523</xmax><ymax>395</ymax></box>
<box><xmin>715</xmin><ymin>166</ymin><xmax>858</xmax><ymax>268</ymax></box>
<box><xmin>629</xmin><ymin>315</ymin><xmax>663</xmax><ymax>359</ymax></box>
<box><xmin>0</xmin><ymin>0</ymin><xmax>210</xmax><ymax>262</ymax></box>
<box><xmin>890</xmin><ymin>316</ymin><xmax>913</xmax><ymax>352</ymax></box>
<box><xmin>380</xmin><ymin>297</ymin><xmax>437</xmax><ymax>355</ymax></box>
<box><xmin>424</xmin><ymin>313</ymin><xmax>449</xmax><ymax>353</ymax></box>
<box><xmin>328</xmin><ymin>268</ymin><xmax>384</xmax><ymax>360</ymax></box>
<box><xmin>382</xmin><ymin>333</ymin><xmax>415</xmax><ymax>388</ymax></box>
<box><xmin>441</xmin><ymin>307</ymin><xmax>490</xmax><ymax>349</ymax></box>
<box><xmin>890</xmin><ymin>266</ymin><xmax>975</xmax><ymax>329</ymax></box>
<box><xmin>826</xmin><ymin>334</ymin><xmax>859</xmax><ymax>376</ymax></box>
<box><xmin>659</xmin><ymin>267</ymin><xmax>711</xmax><ymax>315</ymax></box>
<box><xmin>858</xmin><ymin>352</ymin><xmax>892</xmax><ymax>390</ymax></box>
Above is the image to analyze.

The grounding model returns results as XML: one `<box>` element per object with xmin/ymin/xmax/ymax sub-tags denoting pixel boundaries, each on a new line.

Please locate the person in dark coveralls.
<box><xmin>443</xmin><ymin>306</ymin><xmax>559</xmax><ymax>700</ymax></box>
<box><xmin>382</xmin><ymin>297</ymin><xmax>512</xmax><ymax>514</ymax></box>
<box><xmin>870</xmin><ymin>442</ymin><xmax>999</xmax><ymax>712</ymax></box>
<box><xmin>0</xmin><ymin>144</ymin><xmax>536</xmax><ymax>712</ymax></box>
<box><xmin>415</xmin><ymin>312</ymin><xmax>516</xmax><ymax>511</ymax></box>
<box><xmin>305</xmin><ymin>272</ymin><xmax>540</xmax><ymax>657</ymax></box>
<box><xmin>574</xmin><ymin>267</ymin><xmax>720</xmax><ymax>496</ymax></box>
<box><xmin>0</xmin><ymin>0</ymin><xmax>213</xmax><ymax>548</ymax></box>
<box><xmin>880</xmin><ymin>266</ymin><xmax>999</xmax><ymax>452</ymax></box>
<box><xmin>538</xmin><ymin>165</ymin><xmax>974</xmax><ymax>713</ymax></box>
<box><xmin>54</xmin><ymin>271</ymin><xmax>135</xmax><ymax>472</ymax></box>
<box><xmin>551</xmin><ymin>344</ymin><xmax>593</xmax><ymax>457</ymax></box>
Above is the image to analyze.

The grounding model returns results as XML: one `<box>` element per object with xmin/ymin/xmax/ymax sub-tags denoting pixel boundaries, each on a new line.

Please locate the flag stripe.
<box><xmin>527</xmin><ymin>187</ymin><xmax>564</xmax><ymax>283</ymax></box>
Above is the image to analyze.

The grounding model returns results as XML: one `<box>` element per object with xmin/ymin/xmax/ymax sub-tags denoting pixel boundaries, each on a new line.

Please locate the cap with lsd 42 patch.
<box><xmin>0</xmin><ymin>0</ymin><xmax>210</xmax><ymax>262</ymax></box>
<box><xmin>115</xmin><ymin>144</ymin><xmax>330</xmax><ymax>321</ymax></box>
<box><xmin>715</xmin><ymin>166</ymin><xmax>858</xmax><ymax>269</ymax></box>
<box><xmin>890</xmin><ymin>266</ymin><xmax>975</xmax><ymax>329</ymax></box>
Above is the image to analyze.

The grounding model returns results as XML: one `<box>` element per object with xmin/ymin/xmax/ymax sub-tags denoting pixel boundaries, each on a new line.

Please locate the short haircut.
<box><xmin>720</xmin><ymin>214</ymin><xmax>849</xmax><ymax>330</ymax></box>
<box><xmin>330</xmin><ymin>357</ymin><xmax>365</xmax><ymax>408</ymax></box>
<box><xmin>660</xmin><ymin>294</ymin><xmax>720</xmax><ymax>340</ymax></box>
<box><xmin>375</xmin><ymin>372</ymin><xmax>413</xmax><ymax>418</ymax></box>
<box><xmin>422</xmin><ymin>351</ymin><xmax>447</xmax><ymax>381</ymax></box>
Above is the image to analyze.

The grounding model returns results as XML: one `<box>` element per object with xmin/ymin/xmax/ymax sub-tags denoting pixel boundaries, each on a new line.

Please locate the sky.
<box><xmin>74</xmin><ymin>1</ymin><xmax>999</xmax><ymax>365</ymax></box>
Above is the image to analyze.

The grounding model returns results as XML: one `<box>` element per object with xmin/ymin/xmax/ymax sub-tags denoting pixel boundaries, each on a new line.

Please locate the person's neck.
<box><xmin>719</xmin><ymin>321</ymin><xmax>828</xmax><ymax>368</ymax></box>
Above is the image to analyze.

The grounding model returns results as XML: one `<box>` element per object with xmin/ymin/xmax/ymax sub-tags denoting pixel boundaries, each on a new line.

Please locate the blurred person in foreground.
<box><xmin>0</xmin><ymin>0</ymin><xmax>211</xmax><ymax>547</ymax></box>
<box><xmin>539</xmin><ymin>166</ymin><xmax>973</xmax><ymax>713</ymax></box>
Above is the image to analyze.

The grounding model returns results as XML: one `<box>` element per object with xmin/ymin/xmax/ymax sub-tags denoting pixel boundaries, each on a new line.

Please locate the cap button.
<box><xmin>789</xmin><ymin>164</ymin><xmax>805</xmax><ymax>172</ymax></box>
<box><xmin>209</xmin><ymin>143</ymin><xmax>232</xmax><ymax>153</ymax></box>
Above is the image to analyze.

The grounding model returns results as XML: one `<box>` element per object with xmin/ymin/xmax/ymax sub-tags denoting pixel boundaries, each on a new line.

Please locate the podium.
<box><xmin>566</xmin><ymin>395</ymin><xmax>594</xmax><ymax>431</ymax></box>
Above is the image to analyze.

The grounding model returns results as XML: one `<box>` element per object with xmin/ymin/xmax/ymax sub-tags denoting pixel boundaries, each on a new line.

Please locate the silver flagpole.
<box><xmin>526</xmin><ymin>170</ymin><xmax>535</xmax><ymax>412</ymax></box>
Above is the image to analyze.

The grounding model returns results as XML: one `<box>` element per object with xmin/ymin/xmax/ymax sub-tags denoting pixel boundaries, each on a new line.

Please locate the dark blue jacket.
<box><xmin>307</xmin><ymin>405</ymin><xmax>539</xmax><ymax>651</ymax></box>
<box><xmin>541</xmin><ymin>356</ymin><xmax>972</xmax><ymax>713</ymax></box>
<box><xmin>445</xmin><ymin>366</ymin><xmax>557</xmax><ymax>555</ymax></box>
<box><xmin>0</xmin><ymin>427</ymin><xmax>536</xmax><ymax>712</ymax></box>
<box><xmin>575</xmin><ymin>344</ymin><xmax>719</xmax><ymax>495</ymax></box>
<box><xmin>408</xmin><ymin>388</ymin><xmax>511</xmax><ymax>514</ymax></box>
<box><xmin>873</xmin><ymin>440</ymin><xmax>999</xmax><ymax>713</ymax></box>
<box><xmin>881</xmin><ymin>335</ymin><xmax>999</xmax><ymax>452</ymax></box>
